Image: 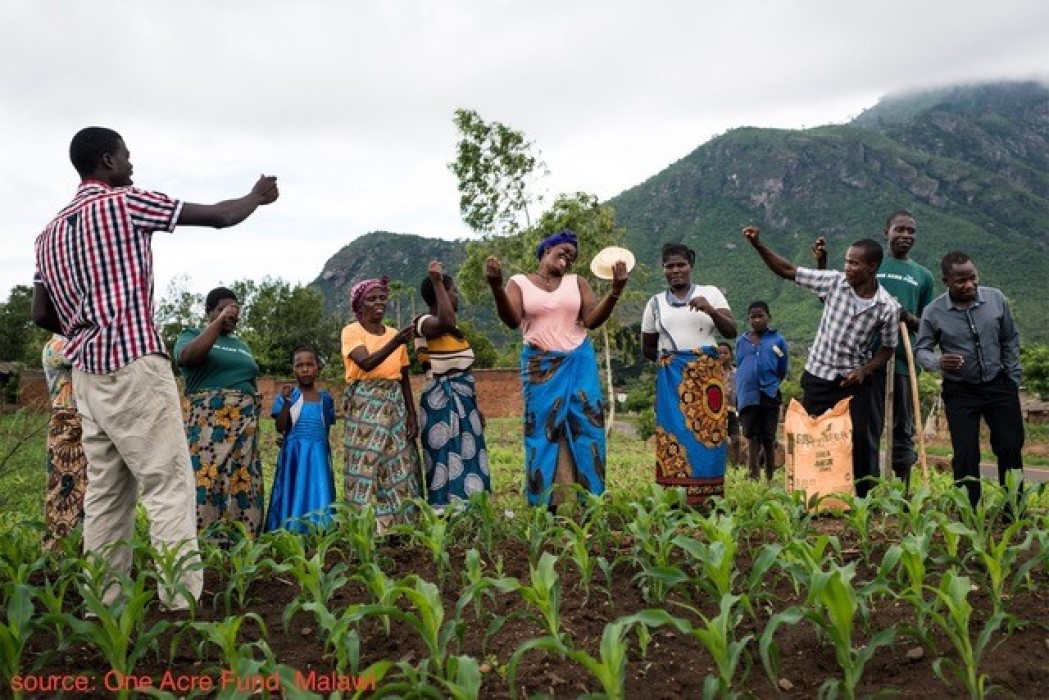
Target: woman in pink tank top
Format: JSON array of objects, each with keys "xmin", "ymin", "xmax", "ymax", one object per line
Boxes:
[{"xmin": 485, "ymin": 230, "xmax": 630, "ymax": 512}]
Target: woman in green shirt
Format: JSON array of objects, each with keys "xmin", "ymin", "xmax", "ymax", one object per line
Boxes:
[{"xmin": 175, "ymin": 287, "xmax": 264, "ymax": 542}]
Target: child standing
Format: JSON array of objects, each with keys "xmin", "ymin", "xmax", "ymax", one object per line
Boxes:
[
  {"xmin": 735, "ymin": 301, "xmax": 789, "ymax": 481},
  {"xmin": 265, "ymin": 348, "xmax": 337, "ymax": 533}
]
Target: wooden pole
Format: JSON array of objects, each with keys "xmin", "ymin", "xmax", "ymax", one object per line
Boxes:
[
  {"xmin": 603, "ymin": 325, "xmax": 614, "ymax": 436},
  {"xmin": 883, "ymin": 363, "xmax": 894, "ymax": 481},
  {"xmin": 899, "ymin": 321, "xmax": 929, "ymax": 487}
]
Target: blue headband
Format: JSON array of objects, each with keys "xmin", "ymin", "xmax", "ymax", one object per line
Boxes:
[{"xmin": 536, "ymin": 230, "xmax": 578, "ymax": 259}]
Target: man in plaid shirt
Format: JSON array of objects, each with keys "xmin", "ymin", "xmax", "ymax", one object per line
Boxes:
[
  {"xmin": 742, "ymin": 226, "xmax": 899, "ymax": 497},
  {"xmin": 33, "ymin": 127, "xmax": 278, "ymax": 609}
]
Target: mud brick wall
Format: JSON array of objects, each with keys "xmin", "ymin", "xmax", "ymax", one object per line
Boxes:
[{"xmin": 20, "ymin": 368, "xmax": 525, "ymax": 419}]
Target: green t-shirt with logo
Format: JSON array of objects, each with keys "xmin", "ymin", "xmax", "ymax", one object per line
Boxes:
[
  {"xmin": 174, "ymin": 329, "xmax": 259, "ymax": 394},
  {"xmin": 875, "ymin": 257, "xmax": 936, "ymax": 375}
]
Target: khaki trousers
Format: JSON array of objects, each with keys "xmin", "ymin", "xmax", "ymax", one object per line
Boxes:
[{"xmin": 73, "ymin": 354, "xmax": 202, "ymax": 608}]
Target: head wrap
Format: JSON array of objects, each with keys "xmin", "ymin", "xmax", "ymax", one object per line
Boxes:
[
  {"xmin": 350, "ymin": 276, "xmax": 389, "ymax": 316},
  {"xmin": 536, "ymin": 229, "xmax": 578, "ymax": 260}
]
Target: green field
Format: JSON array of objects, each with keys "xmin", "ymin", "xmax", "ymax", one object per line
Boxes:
[{"xmin": 2, "ymin": 412, "xmax": 1048, "ymax": 698}]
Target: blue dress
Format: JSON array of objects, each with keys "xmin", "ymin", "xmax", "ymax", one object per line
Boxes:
[{"xmin": 264, "ymin": 389, "xmax": 336, "ymax": 533}]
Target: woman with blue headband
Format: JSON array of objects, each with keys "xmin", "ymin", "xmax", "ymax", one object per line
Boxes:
[{"xmin": 485, "ymin": 230, "xmax": 629, "ymax": 511}]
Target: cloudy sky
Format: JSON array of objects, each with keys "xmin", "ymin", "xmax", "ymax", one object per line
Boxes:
[{"xmin": 5, "ymin": 0, "xmax": 1049, "ymax": 304}]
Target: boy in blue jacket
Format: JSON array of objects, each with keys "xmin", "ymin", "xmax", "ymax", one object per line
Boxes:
[{"xmin": 735, "ymin": 301, "xmax": 789, "ymax": 480}]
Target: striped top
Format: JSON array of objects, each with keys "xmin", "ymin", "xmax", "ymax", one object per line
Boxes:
[
  {"xmin": 34, "ymin": 181, "xmax": 182, "ymax": 374},
  {"xmin": 414, "ymin": 314, "xmax": 475, "ymax": 377}
]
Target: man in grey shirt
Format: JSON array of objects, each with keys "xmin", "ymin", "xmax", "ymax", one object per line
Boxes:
[{"xmin": 915, "ymin": 251, "xmax": 1024, "ymax": 508}]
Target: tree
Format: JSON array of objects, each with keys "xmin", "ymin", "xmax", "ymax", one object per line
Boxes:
[
  {"xmin": 156, "ymin": 277, "xmax": 342, "ymax": 378},
  {"xmin": 451, "ymin": 111, "xmax": 647, "ymax": 428},
  {"xmin": 231, "ymin": 277, "xmax": 343, "ymax": 377},
  {"xmin": 0, "ymin": 285, "xmax": 50, "ymax": 365},
  {"xmin": 1022, "ymin": 344, "xmax": 1049, "ymax": 400},
  {"xmin": 458, "ymin": 319, "xmax": 497, "ymax": 369},
  {"xmin": 449, "ymin": 108, "xmax": 546, "ymax": 236},
  {"xmin": 155, "ymin": 276, "xmax": 204, "ymax": 367}
]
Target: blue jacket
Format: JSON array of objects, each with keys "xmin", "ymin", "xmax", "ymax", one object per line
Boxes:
[{"xmin": 735, "ymin": 329, "xmax": 788, "ymax": 410}]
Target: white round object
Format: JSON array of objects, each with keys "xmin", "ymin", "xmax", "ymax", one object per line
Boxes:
[{"xmin": 589, "ymin": 246, "xmax": 637, "ymax": 280}]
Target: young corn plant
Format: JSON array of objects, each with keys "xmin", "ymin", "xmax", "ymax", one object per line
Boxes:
[
  {"xmin": 671, "ymin": 529, "xmax": 739, "ymax": 601},
  {"xmin": 0, "ymin": 583, "xmax": 35, "ymax": 695},
  {"xmin": 275, "ymin": 533, "xmax": 350, "ymax": 633},
  {"xmin": 507, "ymin": 610, "xmax": 672, "ymax": 700},
  {"xmin": 145, "ymin": 540, "xmax": 206, "ymax": 614},
  {"xmin": 377, "ymin": 574, "xmax": 480, "ymax": 694},
  {"xmin": 931, "ymin": 514, "xmax": 972, "ymax": 569},
  {"xmin": 187, "ymin": 612, "xmax": 272, "ymax": 676},
  {"xmin": 71, "ymin": 574, "xmax": 171, "ymax": 699},
  {"xmin": 749, "ymin": 496, "xmax": 801, "ymax": 546},
  {"xmin": 0, "ymin": 529, "xmax": 45, "ymax": 587},
  {"xmin": 626, "ymin": 499, "xmax": 681, "ymax": 603},
  {"xmin": 761, "ymin": 563, "xmax": 895, "ymax": 700},
  {"xmin": 377, "ymin": 658, "xmax": 470, "ymax": 700},
  {"xmin": 219, "ymin": 536, "xmax": 286, "ymax": 615},
  {"xmin": 333, "ymin": 502, "xmax": 378, "ymax": 566},
  {"xmin": 519, "ymin": 505, "xmax": 560, "ymax": 568},
  {"xmin": 655, "ymin": 594, "xmax": 754, "ymax": 698},
  {"xmin": 840, "ymin": 493, "xmax": 877, "ymax": 561},
  {"xmin": 411, "ymin": 500, "xmax": 453, "ymax": 586},
  {"xmin": 490, "ymin": 551, "xmax": 564, "ymax": 642},
  {"xmin": 776, "ymin": 533, "xmax": 841, "ymax": 595},
  {"xmin": 31, "ymin": 561, "xmax": 81, "ymax": 656},
  {"xmin": 454, "ymin": 490, "xmax": 501, "ymax": 556},
  {"xmin": 1012, "ymin": 528, "xmax": 1049, "ymax": 595},
  {"xmin": 454, "ymin": 548, "xmax": 503, "ymax": 626},
  {"xmin": 880, "ymin": 522, "xmax": 936, "ymax": 644},
  {"xmin": 353, "ymin": 562, "xmax": 401, "ymax": 636},
  {"xmin": 970, "ymin": 518, "xmax": 1033, "ymax": 616},
  {"xmin": 303, "ymin": 599, "xmax": 396, "ymax": 677},
  {"xmin": 924, "ymin": 571, "xmax": 1007, "ymax": 699},
  {"xmin": 561, "ymin": 516, "xmax": 597, "ymax": 600}
]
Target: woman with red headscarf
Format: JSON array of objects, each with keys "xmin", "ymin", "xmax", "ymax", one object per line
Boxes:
[{"xmin": 340, "ymin": 277, "xmax": 421, "ymax": 532}]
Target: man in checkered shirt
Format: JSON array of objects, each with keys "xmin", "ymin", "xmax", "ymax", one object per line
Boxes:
[
  {"xmin": 742, "ymin": 226, "xmax": 899, "ymax": 497},
  {"xmin": 33, "ymin": 127, "xmax": 278, "ymax": 610}
]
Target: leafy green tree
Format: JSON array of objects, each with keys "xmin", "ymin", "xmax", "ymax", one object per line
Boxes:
[
  {"xmin": 158, "ymin": 277, "xmax": 342, "ymax": 379},
  {"xmin": 1021, "ymin": 344, "xmax": 1049, "ymax": 400},
  {"xmin": 457, "ymin": 192, "xmax": 629, "ymax": 303},
  {"xmin": 231, "ymin": 277, "xmax": 342, "ymax": 377},
  {"xmin": 155, "ymin": 276, "xmax": 204, "ymax": 367},
  {"xmin": 449, "ymin": 108, "xmax": 546, "ymax": 236},
  {"xmin": 0, "ymin": 285, "xmax": 50, "ymax": 365},
  {"xmin": 387, "ymin": 280, "xmax": 417, "ymax": 329},
  {"xmin": 459, "ymin": 319, "xmax": 497, "ymax": 369}
]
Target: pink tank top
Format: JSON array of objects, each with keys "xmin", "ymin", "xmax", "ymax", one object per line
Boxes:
[{"xmin": 511, "ymin": 273, "xmax": 587, "ymax": 352}]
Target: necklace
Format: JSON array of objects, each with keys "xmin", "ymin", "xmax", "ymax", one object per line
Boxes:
[{"xmin": 536, "ymin": 272, "xmax": 555, "ymax": 290}]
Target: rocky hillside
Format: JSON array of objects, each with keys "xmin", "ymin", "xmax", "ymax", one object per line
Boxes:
[{"xmin": 312, "ymin": 81, "xmax": 1049, "ymax": 344}]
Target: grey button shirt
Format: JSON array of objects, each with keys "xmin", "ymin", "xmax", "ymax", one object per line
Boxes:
[{"xmin": 914, "ymin": 286, "xmax": 1021, "ymax": 385}]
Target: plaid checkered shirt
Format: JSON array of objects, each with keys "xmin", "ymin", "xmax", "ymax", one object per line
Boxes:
[
  {"xmin": 34, "ymin": 180, "xmax": 183, "ymax": 374},
  {"xmin": 795, "ymin": 267, "xmax": 900, "ymax": 381}
]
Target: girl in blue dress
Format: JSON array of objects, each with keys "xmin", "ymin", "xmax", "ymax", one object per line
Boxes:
[{"xmin": 264, "ymin": 348, "xmax": 337, "ymax": 533}]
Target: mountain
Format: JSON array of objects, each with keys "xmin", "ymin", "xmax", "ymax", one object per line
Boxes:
[
  {"xmin": 609, "ymin": 80, "xmax": 1049, "ymax": 343},
  {"xmin": 312, "ymin": 81, "xmax": 1049, "ymax": 345},
  {"xmin": 310, "ymin": 230, "xmax": 515, "ymax": 345}
]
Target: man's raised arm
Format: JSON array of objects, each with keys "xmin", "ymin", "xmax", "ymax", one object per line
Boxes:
[
  {"xmin": 177, "ymin": 175, "xmax": 279, "ymax": 229},
  {"xmin": 742, "ymin": 226, "xmax": 797, "ymax": 281}
]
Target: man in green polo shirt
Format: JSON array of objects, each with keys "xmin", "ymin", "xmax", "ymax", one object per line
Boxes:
[{"xmin": 868, "ymin": 210, "xmax": 935, "ymax": 486}]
